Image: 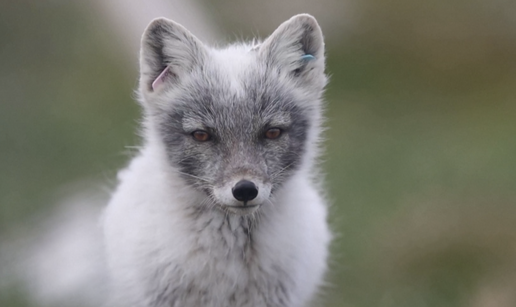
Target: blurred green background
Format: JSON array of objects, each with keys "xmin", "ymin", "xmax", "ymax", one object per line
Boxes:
[{"xmin": 1, "ymin": 0, "xmax": 515, "ymax": 306}]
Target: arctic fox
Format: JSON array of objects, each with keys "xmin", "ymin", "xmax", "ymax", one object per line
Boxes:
[{"xmin": 103, "ymin": 14, "xmax": 331, "ymax": 307}]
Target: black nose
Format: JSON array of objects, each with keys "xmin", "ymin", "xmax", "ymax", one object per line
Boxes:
[{"xmin": 232, "ymin": 180, "xmax": 258, "ymax": 202}]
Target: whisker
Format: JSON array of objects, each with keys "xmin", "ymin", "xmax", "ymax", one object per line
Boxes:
[
  {"xmin": 172, "ymin": 170, "xmax": 212, "ymax": 184},
  {"xmin": 270, "ymin": 161, "xmax": 297, "ymax": 181}
]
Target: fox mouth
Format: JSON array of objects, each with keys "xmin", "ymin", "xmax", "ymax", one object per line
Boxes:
[{"xmin": 221, "ymin": 204, "xmax": 260, "ymax": 215}]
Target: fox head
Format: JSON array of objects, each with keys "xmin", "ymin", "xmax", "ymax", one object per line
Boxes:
[{"xmin": 138, "ymin": 15, "xmax": 327, "ymax": 215}]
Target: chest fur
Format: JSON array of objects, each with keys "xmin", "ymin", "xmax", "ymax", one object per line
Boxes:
[{"xmin": 142, "ymin": 211, "xmax": 294, "ymax": 307}]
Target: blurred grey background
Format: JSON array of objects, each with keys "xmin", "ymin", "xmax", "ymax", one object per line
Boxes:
[{"xmin": 1, "ymin": 0, "xmax": 516, "ymax": 306}]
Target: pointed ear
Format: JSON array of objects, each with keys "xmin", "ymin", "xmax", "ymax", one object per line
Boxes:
[
  {"xmin": 139, "ymin": 18, "xmax": 206, "ymax": 93},
  {"xmin": 260, "ymin": 14, "xmax": 326, "ymax": 88}
]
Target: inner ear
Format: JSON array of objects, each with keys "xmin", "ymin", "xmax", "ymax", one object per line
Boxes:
[
  {"xmin": 299, "ymin": 23, "xmax": 318, "ymax": 55},
  {"xmin": 292, "ymin": 54, "xmax": 317, "ymax": 77},
  {"xmin": 151, "ymin": 66, "xmax": 171, "ymax": 91}
]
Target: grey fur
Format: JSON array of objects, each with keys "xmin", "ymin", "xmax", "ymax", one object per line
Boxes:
[{"xmin": 155, "ymin": 68, "xmax": 311, "ymax": 198}]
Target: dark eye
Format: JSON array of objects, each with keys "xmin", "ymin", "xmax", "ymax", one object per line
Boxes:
[
  {"xmin": 264, "ymin": 128, "xmax": 282, "ymax": 139},
  {"xmin": 192, "ymin": 130, "xmax": 211, "ymax": 142}
]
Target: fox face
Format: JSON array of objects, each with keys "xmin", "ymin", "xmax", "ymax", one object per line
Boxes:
[
  {"xmin": 138, "ymin": 15, "xmax": 327, "ymax": 214},
  {"xmin": 155, "ymin": 70, "xmax": 310, "ymax": 214}
]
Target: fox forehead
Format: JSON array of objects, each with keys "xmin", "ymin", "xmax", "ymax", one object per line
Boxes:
[
  {"xmin": 207, "ymin": 45, "xmax": 259, "ymax": 95},
  {"xmin": 165, "ymin": 70, "xmax": 306, "ymax": 132}
]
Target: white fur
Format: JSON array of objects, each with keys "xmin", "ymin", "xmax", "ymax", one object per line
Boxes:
[{"xmin": 104, "ymin": 14, "xmax": 331, "ymax": 307}]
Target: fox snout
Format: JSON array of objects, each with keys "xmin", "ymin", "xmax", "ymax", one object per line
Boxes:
[{"xmin": 211, "ymin": 170, "xmax": 272, "ymax": 214}]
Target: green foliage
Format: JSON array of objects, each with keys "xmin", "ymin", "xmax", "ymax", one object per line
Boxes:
[{"xmin": 0, "ymin": 1, "xmax": 139, "ymax": 232}]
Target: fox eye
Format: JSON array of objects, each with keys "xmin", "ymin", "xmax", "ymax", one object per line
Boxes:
[
  {"xmin": 264, "ymin": 128, "xmax": 282, "ymax": 139},
  {"xmin": 192, "ymin": 130, "xmax": 211, "ymax": 142}
]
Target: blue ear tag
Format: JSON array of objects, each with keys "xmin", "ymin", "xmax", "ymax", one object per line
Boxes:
[{"xmin": 301, "ymin": 54, "xmax": 316, "ymax": 61}]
